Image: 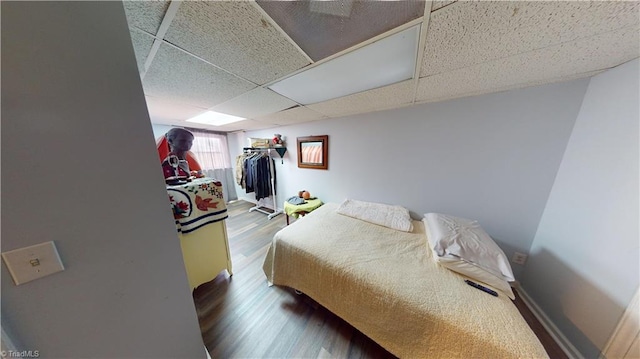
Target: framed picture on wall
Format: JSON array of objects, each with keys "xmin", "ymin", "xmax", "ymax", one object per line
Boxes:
[{"xmin": 297, "ymin": 135, "xmax": 328, "ymax": 170}]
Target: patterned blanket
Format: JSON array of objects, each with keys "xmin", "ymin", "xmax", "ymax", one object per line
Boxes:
[{"xmin": 167, "ymin": 178, "xmax": 228, "ymax": 233}]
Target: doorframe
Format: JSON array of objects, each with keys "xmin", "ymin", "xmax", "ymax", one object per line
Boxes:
[{"xmin": 601, "ymin": 286, "xmax": 640, "ymax": 359}]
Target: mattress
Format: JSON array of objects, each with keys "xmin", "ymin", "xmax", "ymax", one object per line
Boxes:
[{"xmin": 263, "ymin": 203, "xmax": 548, "ymax": 358}]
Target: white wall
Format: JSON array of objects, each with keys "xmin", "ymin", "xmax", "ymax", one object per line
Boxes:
[
  {"xmin": 522, "ymin": 59, "xmax": 639, "ymax": 358},
  {"xmin": 152, "ymin": 124, "xmax": 174, "ymax": 142},
  {"xmin": 233, "ymin": 79, "xmax": 589, "ymax": 278},
  {"xmin": 1, "ymin": 2, "xmax": 205, "ymax": 357}
]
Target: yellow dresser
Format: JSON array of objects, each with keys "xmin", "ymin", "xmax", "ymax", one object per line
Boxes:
[
  {"xmin": 178, "ymin": 220, "xmax": 232, "ymax": 290},
  {"xmin": 167, "ymin": 178, "xmax": 232, "ymax": 290}
]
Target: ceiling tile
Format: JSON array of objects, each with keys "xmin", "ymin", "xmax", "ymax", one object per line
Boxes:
[
  {"xmin": 431, "ymin": 1, "xmax": 457, "ymax": 12},
  {"xmin": 213, "ymin": 119, "xmax": 277, "ymax": 133},
  {"xmin": 416, "ymin": 26, "xmax": 640, "ymax": 103},
  {"xmin": 145, "ymin": 96, "xmax": 207, "ymax": 125},
  {"xmin": 164, "ymin": 1, "xmax": 311, "ymax": 85},
  {"xmin": 123, "ymin": 0, "xmax": 170, "ymax": 35},
  {"xmin": 143, "ymin": 43, "xmax": 256, "ymax": 109},
  {"xmin": 307, "ymin": 79, "xmax": 416, "ymax": 118},
  {"xmin": 129, "ymin": 30, "xmax": 154, "ymax": 74},
  {"xmin": 210, "ymin": 88, "xmax": 298, "ymax": 119},
  {"xmin": 253, "ymin": 106, "xmax": 328, "ymax": 126},
  {"xmin": 256, "ymin": 1, "xmax": 425, "ymax": 61},
  {"xmin": 421, "ymin": 1, "xmax": 640, "ymax": 77},
  {"xmin": 418, "ymin": 70, "xmax": 605, "ymax": 105}
]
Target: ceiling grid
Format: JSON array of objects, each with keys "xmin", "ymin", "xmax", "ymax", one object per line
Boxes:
[
  {"xmin": 412, "ymin": 0, "xmax": 434, "ymax": 105},
  {"xmin": 122, "ymin": 0, "xmax": 639, "ymax": 131},
  {"xmin": 140, "ymin": 0, "xmax": 182, "ymax": 79},
  {"xmin": 248, "ymin": 1, "xmax": 314, "ymax": 64}
]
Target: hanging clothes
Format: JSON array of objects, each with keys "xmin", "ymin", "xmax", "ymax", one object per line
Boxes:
[
  {"xmin": 235, "ymin": 150, "xmax": 276, "ymax": 201},
  {"xmin": 244, "ymin": 153, "xmax": 255, "ymax": 193},
  {"xmin": 235, "ymin": 153, "xmax": 247, "ymax": 189},
  {"xmin": 255, "ymin": 155, "xmax": 276, "ymax": 200}
]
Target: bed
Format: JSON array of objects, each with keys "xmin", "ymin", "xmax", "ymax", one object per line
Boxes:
[{"xmin": 262, "ymin": 202, "xmax": 548, "ymax": 358}]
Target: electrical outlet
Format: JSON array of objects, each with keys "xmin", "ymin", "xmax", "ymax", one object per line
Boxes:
[
  {"xmin": 2, "ymin": 241, "xmax": 64, "ymax": 285},
  {"xmin": 512, "ymin": 252, "xmax": 528, "ymax": 265}
]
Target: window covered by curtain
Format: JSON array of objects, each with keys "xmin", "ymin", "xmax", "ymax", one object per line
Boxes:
[{"xmin": 189, "ymin": 129, "xmax": 238, "ymax": 202}]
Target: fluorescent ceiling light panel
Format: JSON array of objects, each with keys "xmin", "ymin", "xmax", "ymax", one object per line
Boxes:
[
  {"xmin": 269, "ymin": 25, "xmax": 420, "ymax": 105},
  {"xmin": 186, "ymin": 111, "xmax": 245, "ymax": 126}
]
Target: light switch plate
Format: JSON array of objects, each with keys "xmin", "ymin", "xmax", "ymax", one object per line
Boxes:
[{"xmin": 2, "ymin": 241, "xmax": 65, "ymax": 285}]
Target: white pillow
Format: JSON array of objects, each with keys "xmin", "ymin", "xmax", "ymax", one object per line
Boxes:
[
  {"xmin": 423, "ymin": 213, "xmax": 515, "ymax": 299},
  {"xmin": 336, "ymin": 199, "xmax": 414, "ymax": 232}
]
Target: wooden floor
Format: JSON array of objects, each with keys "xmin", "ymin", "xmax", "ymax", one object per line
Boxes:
[{"xmin": 193, "ymin": 200, "xmax": 567, "ymax": 358}]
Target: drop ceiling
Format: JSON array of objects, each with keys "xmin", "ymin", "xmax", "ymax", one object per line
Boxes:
[{"xmin": 124, "ymin": 0, "xmax": 640, "ymax": 133}]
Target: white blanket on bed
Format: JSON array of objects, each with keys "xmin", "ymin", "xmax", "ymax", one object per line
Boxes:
[
  {"xmin": 336, "ymin": 198, "xmax": 414, "ymax": 232},
  {"xmin": 263, "ymin": 203, "xmax": 548, "ymax": 359}
]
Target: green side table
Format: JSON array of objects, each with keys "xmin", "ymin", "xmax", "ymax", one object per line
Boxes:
[{"xmin": 283, "ymin": 198, "xmax": 323, "ymax": 225}]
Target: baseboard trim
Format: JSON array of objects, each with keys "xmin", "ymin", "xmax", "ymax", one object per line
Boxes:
[{"xmin": 518, "ymin": 287, "xmax": 583, "ymax": 359}]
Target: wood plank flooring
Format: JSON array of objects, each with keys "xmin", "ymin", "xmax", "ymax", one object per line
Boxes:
[{"xmin": 193, "ymin": 200, "xmax": 566, "ymax": 358}]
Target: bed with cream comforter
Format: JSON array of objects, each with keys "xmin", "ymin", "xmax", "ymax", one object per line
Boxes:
[{"xmin": 263, "ymin": 203, "xmax": 548, "ymax": 358}]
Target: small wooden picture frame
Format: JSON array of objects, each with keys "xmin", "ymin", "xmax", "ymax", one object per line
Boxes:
[{"xmin": 297, "ymin": 135, "xmax": 328, "ymax": 170}]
